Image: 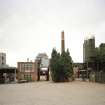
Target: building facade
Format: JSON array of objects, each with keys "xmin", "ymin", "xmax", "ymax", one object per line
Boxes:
[
  {"xmin": 17, "ymin": 62, "xmax": 37, "ymax": 82},
  {"xmin": 0, "ymin": 53, "xmax": 6, "ymax": 65},
  {"xmin": 83, "ymin": 36, "xmax": 96, "ymax": 63},
  {"xmin": 36, "ymin": 53, "xmax": 49, "ymax": 81},
  {"xmin": 0, "ymin": 52, "xmax": 17, "ymax": 83},
  {"xmin": 83, "ymin": 35, "xmax": 97, "ymax": 70}
]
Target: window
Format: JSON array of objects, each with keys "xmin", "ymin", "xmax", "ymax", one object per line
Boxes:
[
  {"xmin": 24, "ymin": 74, "xmax": 32, "ymax": 81},
  {"xmin": 24, "ymin": 63, "xmax": 33, "ymax": 71}
]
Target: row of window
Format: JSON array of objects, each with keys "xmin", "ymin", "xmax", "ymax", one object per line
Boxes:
[
  {"xmin": 24, "ymin": 74, "xmax": 32, "ymax": 81},
  {"xmin": 19, "ymin": 63, "xmax": 34, "ymax": 72}
]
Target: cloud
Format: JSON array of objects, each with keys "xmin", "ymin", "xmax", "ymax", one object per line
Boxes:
[{"xmin": 0, "ymin": 0, "xmax": 105, "ymax": 66}]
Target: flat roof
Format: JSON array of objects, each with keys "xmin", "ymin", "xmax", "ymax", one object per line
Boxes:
[{"xmin": 0, "ymin": 65, "xmax": 16, "ymax": 69}]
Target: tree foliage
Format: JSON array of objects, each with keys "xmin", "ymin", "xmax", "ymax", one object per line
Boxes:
[
  {"xmin": 95, "ymin": 44, "xmax": 105, "ymax": 71},
  {"xmin": 50, "ymin": 48, "xmax": 73, "ymax": 82}
]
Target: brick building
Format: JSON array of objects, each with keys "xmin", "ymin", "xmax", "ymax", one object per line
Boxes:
[{"xmin": 17, "ymin": 61, "xmax": 37, "ymax": 82}]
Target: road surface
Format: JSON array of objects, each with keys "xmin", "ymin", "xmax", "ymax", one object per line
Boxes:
[{"xmin": 0, "ymin": 81, "xmax": 105, "ymax": 105}]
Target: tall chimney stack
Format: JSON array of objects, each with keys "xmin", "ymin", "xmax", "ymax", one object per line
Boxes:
[{"xmin": 61, "ymin": 30, "xmax": 65, "ymax": 53}]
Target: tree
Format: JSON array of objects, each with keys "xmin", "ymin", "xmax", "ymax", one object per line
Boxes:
[
  {"xmin": 50, "ymin": 48, "xmax": 60, "ymax": 82},
  {"xmin": 50, "ymin": 48, "xmax": 73, "ymax": 82},
  {"xmin": 95, "ymin": 44, "xmax": 105, "ymax": 71},
  {"xmin": 99, "ymin": 44, "xmax": 105, "ymax": 71}
]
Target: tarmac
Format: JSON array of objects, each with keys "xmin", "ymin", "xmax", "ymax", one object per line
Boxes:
[{"xmin": 0, "ymin": 81, "xmax": 105, "ymax": 105}]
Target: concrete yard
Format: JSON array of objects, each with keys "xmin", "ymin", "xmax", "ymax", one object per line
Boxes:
[{"xmin": 0, "ymin": 81, "xmax": 105, "ymax": 105}]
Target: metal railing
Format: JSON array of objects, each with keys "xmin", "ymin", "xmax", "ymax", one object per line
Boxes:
[
  {"xmin": 89, "ymin": 71, "xmax": 105, "ymax": 83},
  {"xmin": 95, "ymin": 71, "xmax": 105, "ymax": 83}
]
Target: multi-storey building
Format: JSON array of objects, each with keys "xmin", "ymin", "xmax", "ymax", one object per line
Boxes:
[{"xmin": 17, "ymin": 61, "xmax": 37, "ymax": 82}]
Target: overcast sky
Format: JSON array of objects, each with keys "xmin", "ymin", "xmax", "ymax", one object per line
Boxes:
[{"xmin": 0, "ymin": 0, "xmax": 105, "ymax": 66}]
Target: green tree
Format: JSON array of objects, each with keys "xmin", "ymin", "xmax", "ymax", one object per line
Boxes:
[
  {"xmin": 99, "ymin": 44, "xmax": 105, "ymax": 71},
  {"xmin": 95, "ymin": 44, "xmax": 105, "ymax": 71},
  {"xmin": 50, "ymin": 48, "xmax": 60, "ymax": 81},
  {"xmin": 50, "ymin": 48, "xmax": 73, "ymax": 82}
]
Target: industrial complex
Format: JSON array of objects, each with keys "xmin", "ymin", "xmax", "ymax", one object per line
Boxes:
[{"xmin": 0, "ymin": 31, "xmax": 105, "ymax": 83}]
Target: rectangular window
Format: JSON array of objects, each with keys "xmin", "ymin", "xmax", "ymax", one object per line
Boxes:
[{"xmin": 24, "ymin": 74, "xmax": 32, "ymax": 81}]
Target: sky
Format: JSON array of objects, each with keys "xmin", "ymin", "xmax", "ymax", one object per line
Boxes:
[{"xmin": 0, "ymin": 0, "xmax": 105, "ymax": 66}]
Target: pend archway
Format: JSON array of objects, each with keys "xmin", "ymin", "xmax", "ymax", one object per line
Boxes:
[{"xmin": 37, "ymin": 67, "xmax": 49, "ymax": 81}]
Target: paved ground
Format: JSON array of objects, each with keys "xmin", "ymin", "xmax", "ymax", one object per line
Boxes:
[{"xmin": 0, "ymin": 81, "xmax": 105, "ymax": 105}]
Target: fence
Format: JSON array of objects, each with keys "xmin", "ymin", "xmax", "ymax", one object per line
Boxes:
[
  {"xmin": 89, "ymin": 71, "xmax": 105, "ymax": 83},
  {"xmin": 95, "ymin": 71, "xmax": 105, "ymax": 83}
]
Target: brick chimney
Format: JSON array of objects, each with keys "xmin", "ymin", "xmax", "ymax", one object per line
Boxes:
[{"xmin": 61, "ymin": 31, "xmax": 65, "ymax": 53}]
